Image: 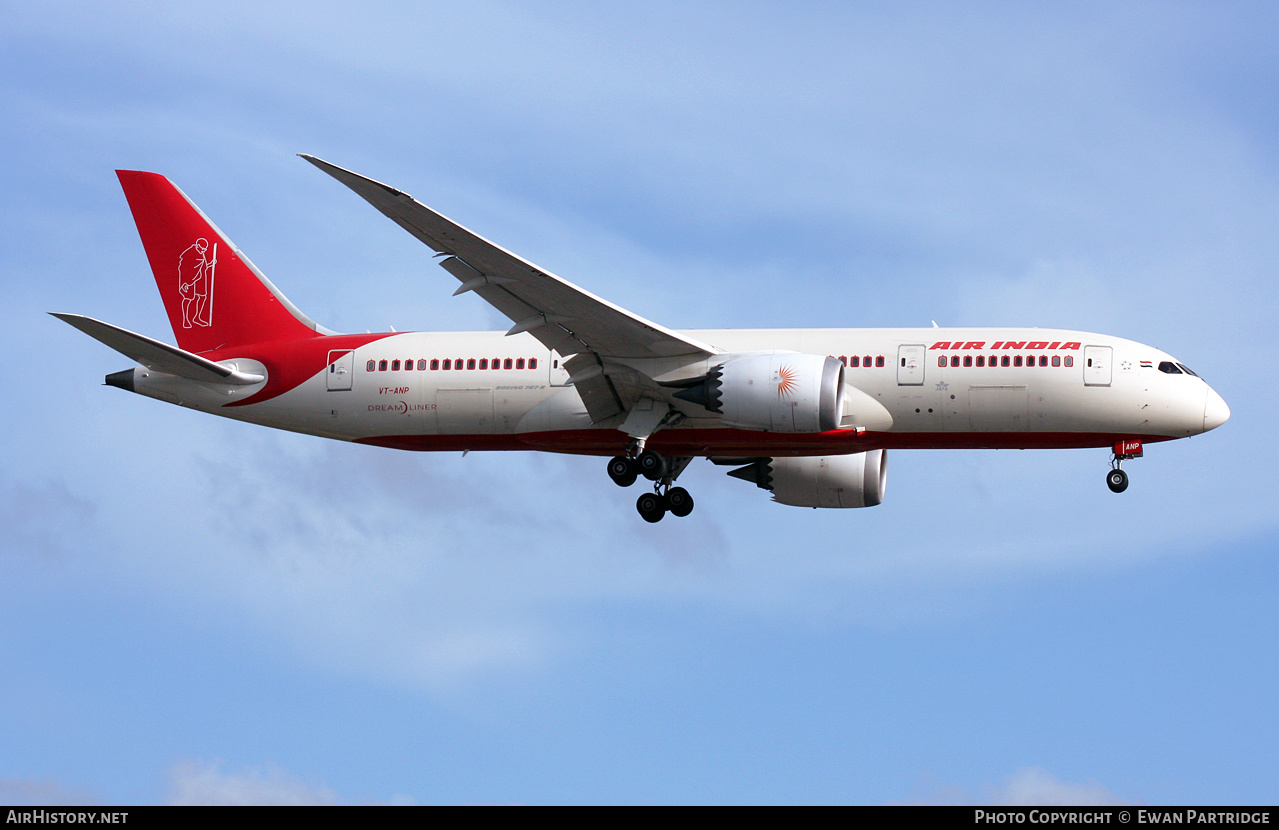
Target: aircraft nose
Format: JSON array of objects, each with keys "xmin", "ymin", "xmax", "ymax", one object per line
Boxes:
[{"xmin": 1204, "ymin": 386, "xmax": 1230, "ymax": 432}]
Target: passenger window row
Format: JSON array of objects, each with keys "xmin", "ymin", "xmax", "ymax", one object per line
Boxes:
[
  {"xmin": 366, "ymin": 357, "xmax": 540, "ymax": 372},
  {"xmin": 836, "ymin": 355, "xmax": 886, "ymax": 368},
  {"xmin": 935, "ymin": 354, "xmax": 1075, "ymax": 368}
]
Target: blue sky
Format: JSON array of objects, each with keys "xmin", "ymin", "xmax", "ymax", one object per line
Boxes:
[{"xmin": 2, "ymin": 0, "xmax": 1276, "ymax": 805}]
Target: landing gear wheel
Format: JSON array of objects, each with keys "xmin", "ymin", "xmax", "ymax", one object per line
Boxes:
[
  {"xmin": 666, "ymin": 486, "xmax": 694, "ymax": 517},
  {"xmin": 637, "ymin": 449, "xmax": 666, "ymax": 481},
  {"xmin": 636, "ymin": 492, "xmax": 667, "ymax": 523},
  {"xmin": 607, "ymin": 455, "xmax": 638, "ymax": 487},
  {"xmin": 1107, "ymin": 468, "xmax": 1129, "ymax": 493}
]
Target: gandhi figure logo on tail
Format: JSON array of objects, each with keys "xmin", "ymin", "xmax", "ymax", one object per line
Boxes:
[{"xmin": 178, "ymin": 238, "xmax": 216, "ymax": 328}]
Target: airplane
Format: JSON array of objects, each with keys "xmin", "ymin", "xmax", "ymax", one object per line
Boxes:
[{"xmin": 55, "ymin": 156, "xmax": 1230, "ymax": 523}]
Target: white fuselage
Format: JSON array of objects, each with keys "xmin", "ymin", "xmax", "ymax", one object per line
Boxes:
[{"xmin": 126, "ymin": 326, "xmax": 1226, "ymax": 458}]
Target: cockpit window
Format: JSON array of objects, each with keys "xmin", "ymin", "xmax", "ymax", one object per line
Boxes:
[
  {"xmin": 1176, "ymin": 363, "xmax": 1199, "ymax": 377},
  {"xmin": 1158, "ymin": 361, "xmax": 1183, "ymax": 374}
]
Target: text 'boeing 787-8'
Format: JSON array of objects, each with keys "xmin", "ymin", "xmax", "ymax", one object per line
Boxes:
[{"xmin": 56, "ymin": 156, "xmax": 1229, "ymax": 522}]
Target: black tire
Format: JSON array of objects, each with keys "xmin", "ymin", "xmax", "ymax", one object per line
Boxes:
[
  {"xmin": 607, "ymin": 455, "xmax": 638, "ymax": 487},
  {"xmin": 666, "ymin": 486, "xmax": 694, "ymax": 517},
  {"xmin": 636, "ymin": 492, "xmax": 666, "ymax": 523},
  {"xmin": 1106, "ymin": 468, "xmax": 1129, "ymax": 493},
  {"xmin": 637, "ymin": 449, "xmax": 666, "ymax": 481}
]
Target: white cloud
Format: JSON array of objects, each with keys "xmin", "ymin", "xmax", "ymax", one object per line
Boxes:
[
  {"xmin": 164, "ymin": 759, "xmax": 419, "ymax": 806},
  {"xmin": 988, "ymin": 767, "xmax": 1128, "ymax": 807},
  {"xmin": 166, "ymin": 759, "xmax": 337, "ymax": 806},
  {"xmin": 0, "ymin": 778, "xmax": 98, "ymax": 807},
  {"xmin": 899, "ymin": 767, "xmax": 1128, "ymax": 806},
  {"xmin": 0, "ymin": 481, "xmax": 95, "ymax": 562}
]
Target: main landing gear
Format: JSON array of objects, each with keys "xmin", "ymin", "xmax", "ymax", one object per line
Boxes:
[
  {"xmin": 607, "ymin": 447, "xmax": 695, "ymax": 523},
  {"xmin": 1106, "ymin": 439, "xmax": 1143, "ymax": 494}
]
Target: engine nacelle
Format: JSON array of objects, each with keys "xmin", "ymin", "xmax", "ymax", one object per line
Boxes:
[
  {"xmin": 727, "ymin": 451, "xmax": 888, "ymax": 508},
  {"xmin": 673, "ymin": 352, "xmax": 845, "ymax": 433}
]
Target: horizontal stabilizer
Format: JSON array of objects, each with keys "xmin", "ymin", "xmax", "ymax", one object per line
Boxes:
[{"xmin": 51, "ymin": 313, "xmax": 264, "ymax": 385}]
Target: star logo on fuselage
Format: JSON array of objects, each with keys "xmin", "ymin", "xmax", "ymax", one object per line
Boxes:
[{"xmin": 935, "ymin": 381, "xmax": 949, "ymax": 392}]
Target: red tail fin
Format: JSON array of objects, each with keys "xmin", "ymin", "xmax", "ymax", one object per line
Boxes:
[{"xmin": 117, "ymin": 170, "xmax": 321, "ymax": 353}]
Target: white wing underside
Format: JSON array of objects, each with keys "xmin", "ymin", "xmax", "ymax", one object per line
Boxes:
[{"xmin": 301, "ymin": 155, "xmax": 721, "ymax": 425}]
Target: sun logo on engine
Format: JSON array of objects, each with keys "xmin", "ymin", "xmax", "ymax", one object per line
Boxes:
[{"xmin": 777, "ymin": 364, "xmax": 798, "ymax": 399}]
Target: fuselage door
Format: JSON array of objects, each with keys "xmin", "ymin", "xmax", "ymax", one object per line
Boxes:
[
  {"xmin": 1083, "ymin": 345, "xmax": 1112, "ymax": 387},
  {"xmin": 897, "ymin": 344, "xmax": 926, "ymax": 386},
  {"xmin": 548, "ymin": 351, "xmax": 572, "ymax": 387},
  {"xmin": 327, "ymin": 349, "xmax": 354, "ymax": 391}
]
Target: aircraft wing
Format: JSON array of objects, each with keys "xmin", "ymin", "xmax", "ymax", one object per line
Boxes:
[{"xmin": 300, "ymin": 155, "xmax": 720, "ymax": 364}]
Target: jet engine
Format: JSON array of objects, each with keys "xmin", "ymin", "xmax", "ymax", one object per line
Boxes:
[
  {"xmin": 726, "ymin": 450, "xmax": 888, "ymax": 508},
  {"xmin": 673, "ymin": 352, "xmax": 845, "ymax": 433}
]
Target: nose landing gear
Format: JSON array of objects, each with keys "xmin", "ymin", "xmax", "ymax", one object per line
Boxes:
[
  {"xmin": 606, "ymin": 446, "xmax": 695, "ymax": 522},
  {"xmin": 1106, "ymin": 439, "xmax": 1143, "ymax": 494}
]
